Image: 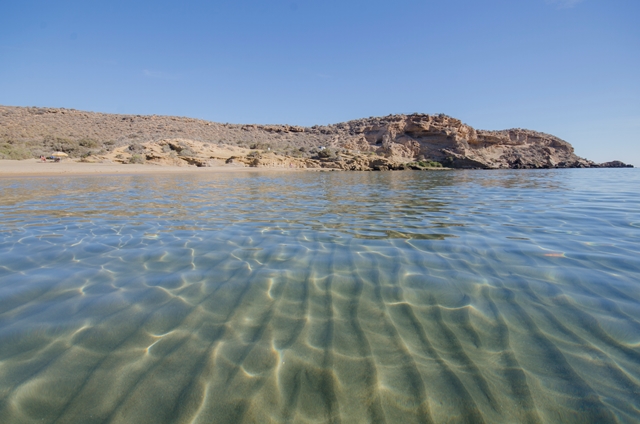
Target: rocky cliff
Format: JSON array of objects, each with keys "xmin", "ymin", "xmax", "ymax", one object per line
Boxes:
[
  {"xmin": 0, "ymin": 106, "xmax": 631, "ymax": 169},
  {"xmin": 309, "ymin": 114, "xmax": 603, "ymax": 169}
]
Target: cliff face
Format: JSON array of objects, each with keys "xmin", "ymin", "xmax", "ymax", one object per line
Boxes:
[
  {"xmin": 0, "ymin": 106, "xmax": 631, "ymax": 169},
  {"xmin": 317, "ymin": 114, "xmax": 597, "ymax": 169}
]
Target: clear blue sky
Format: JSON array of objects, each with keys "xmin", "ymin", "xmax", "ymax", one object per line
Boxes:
[{"xmin": 1, "ymin": 0, "xmax": 638, "ymax": 164}]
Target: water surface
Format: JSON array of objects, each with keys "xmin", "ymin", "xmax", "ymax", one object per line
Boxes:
[{"xmin": 1, "ymin": 169, "xmax": 639, "ymax": 423}]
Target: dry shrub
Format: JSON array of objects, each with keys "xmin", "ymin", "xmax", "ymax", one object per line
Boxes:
[
  {"xmin": 128, "ymin": 154, "xmax": 145, "ymax": 164},
  {"xmin": 0, "ymin": 142, "xmax": 32, "ymax": 159}
]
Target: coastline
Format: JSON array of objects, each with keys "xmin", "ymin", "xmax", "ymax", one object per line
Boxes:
[
  {"xmin": 1, "ymin": 107, "xmax": 633, "ymax": 170},
  {"xmin": 0, "ymin": 159, "xmax": 317, "ymax": 178},
  {"xmin": 2, "ymin": 158, "xmax": 632, "ymax": 178}
]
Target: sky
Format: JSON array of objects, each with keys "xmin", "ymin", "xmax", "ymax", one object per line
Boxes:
[{"xmin": 1, "ymin": 0, "xmax": 638, "ymax": 165}]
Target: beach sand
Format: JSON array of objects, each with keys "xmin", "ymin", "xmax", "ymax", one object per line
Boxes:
[{"xmin": 0, "ymin": 159, "xmax": 312, "ymax": 177}]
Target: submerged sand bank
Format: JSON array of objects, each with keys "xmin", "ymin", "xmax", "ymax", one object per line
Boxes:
[{"xmin": 0, "ymin": 159, "xmax": 316, "ymax": 177}]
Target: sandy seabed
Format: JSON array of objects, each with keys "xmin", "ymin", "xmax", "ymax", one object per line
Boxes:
[
  {"xmin": 1, "ymin": 168, "xmax": 639, "ymax": 423},
  {"xmin": 0, "ymin": 159, "xmax": 313, "ymax": 177}
]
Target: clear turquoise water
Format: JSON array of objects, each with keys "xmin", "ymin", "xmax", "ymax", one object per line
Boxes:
[{"xmin": 0, "ymin": 169, "xmax": 639, "ymax": 423}]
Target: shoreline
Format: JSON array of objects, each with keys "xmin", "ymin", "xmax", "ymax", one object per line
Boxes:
[{"xmin": 0, "ymin": 159, "xmax": 320, "ymax": 178}]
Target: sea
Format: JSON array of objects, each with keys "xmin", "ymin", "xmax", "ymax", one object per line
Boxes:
[{"xmin": 0, "ymin": 168, "xmax": 639, "ymax": 423}]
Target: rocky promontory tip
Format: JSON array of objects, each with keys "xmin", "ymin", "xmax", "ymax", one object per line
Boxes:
[{"xmin": 0, "ymin": 106, "xmax": 632, "ymax": 170}]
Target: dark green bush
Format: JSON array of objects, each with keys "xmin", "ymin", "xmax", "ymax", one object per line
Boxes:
[{"xmin": 413, "ymin": 160, "xmax": 443, "ymax": 168}]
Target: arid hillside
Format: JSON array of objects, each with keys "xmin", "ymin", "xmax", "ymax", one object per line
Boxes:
[{"xmin": 0, "ymin": 105, "xmax": 631, "ymax": 169}]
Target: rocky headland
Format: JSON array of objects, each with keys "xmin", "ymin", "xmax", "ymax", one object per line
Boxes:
[{"xmin": 0, "ymin": 105, "xmax": 632, "ymax": 170}]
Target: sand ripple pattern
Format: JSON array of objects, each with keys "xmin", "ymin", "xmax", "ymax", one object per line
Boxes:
[{"xmin": 0, "ymin": 169, "xmax": 639, "ymax": 423}]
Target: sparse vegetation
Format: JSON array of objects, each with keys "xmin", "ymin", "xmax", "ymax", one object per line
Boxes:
[
  {"xmin": 128, "ymin": 154, "xmax": 145, "ymax": 164},
  {"xmin": 0, "ymin": 142, "xmax": 32, "ymax": 160},
  {"xmin": 128, "ymin": 143, "xmax": 145, "ymax": 154},
  {"xmin": 0, "ymin": 105, "xmax": 593, "ymax": 170},
  {"xmin": 317, "ymin": 148, "xmax": 336, "ymax": 159},
  {"xmin": 409, "ymin": 160, "xmax": 443, "ymax": 169},
  {"xmin": 178, "ymin": 148, "xmax": 195, "ymax": 157},
  {"xmin": 79, "ymin": 138, "xmax": 98, "ymax": 148}
]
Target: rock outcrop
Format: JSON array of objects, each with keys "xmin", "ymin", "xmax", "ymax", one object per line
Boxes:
[
  {"xmin": 314, "ymin": 114, "xmax": 602, "ymax": 169},
  {"xmin": 0, "ymin": 106, "xmax": 632, "ymax": 169},
  {"xmin": 596, "ymin": 160, "xmax": 634, "ymax": 168}
]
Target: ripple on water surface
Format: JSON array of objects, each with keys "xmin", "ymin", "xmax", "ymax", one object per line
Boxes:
[{"xmin": 0, "ymin": 169, "xmax": 639, "ymax": 423}]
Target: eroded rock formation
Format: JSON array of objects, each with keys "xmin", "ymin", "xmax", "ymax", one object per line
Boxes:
[{"xmin": 317, "ymin": 114, "xmax": 603, "ymax": 169}]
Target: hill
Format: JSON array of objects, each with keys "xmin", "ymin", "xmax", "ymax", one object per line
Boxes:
[{"xmin": 0, "ymin": 105, "xmax": 632, "ymax": 170}]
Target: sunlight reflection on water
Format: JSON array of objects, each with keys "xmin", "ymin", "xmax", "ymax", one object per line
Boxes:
[{"xmin": 0, "ymin": 169, "xmax": 639, "ymax": 423}]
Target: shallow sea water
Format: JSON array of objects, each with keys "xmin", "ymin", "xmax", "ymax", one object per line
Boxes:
[{"xmin": 0, "ymin": 168, "xmax": 639, "ymax": 423}]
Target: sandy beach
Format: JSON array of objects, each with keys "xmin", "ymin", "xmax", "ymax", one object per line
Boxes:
[{"xmin": 0, "ymin": 159, "xmax": 314, "ymax": 177}]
